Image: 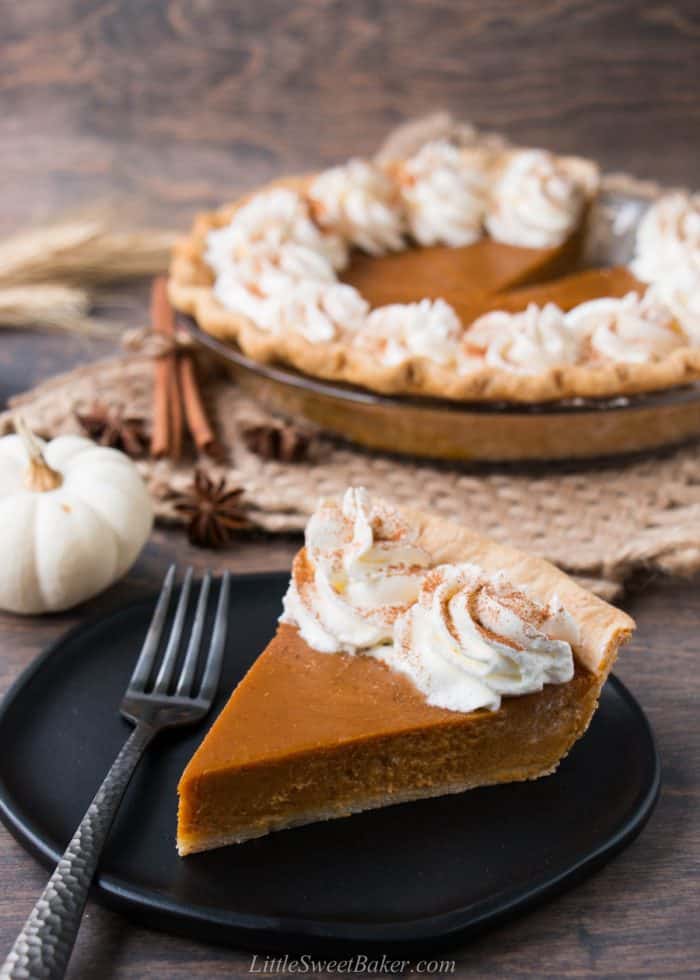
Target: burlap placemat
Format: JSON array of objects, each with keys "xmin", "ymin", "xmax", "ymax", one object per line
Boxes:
[{"xmin": 3, "ymin": 114, "xmax": 699, "ymax": 601}]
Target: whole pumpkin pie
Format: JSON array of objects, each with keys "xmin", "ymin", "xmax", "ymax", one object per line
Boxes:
[
  {"xmin": 177, "ymin": 488, "xmax": 634, "ymax": 855},
  {"xmin": 169, "ymin": 139, "xmax": 700, "ymax": 405}
]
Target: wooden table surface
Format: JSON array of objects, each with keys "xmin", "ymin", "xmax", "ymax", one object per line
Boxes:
[{"xmin": 2, "ymin": 2, "xmax": 700, "ymax": 977}]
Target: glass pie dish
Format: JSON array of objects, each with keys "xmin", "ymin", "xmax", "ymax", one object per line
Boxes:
[
  {"xmin": 182, "ymin": 315, "xmax": 700, "ymax": 462},
  {"xmin": 178, "ymin": 186, "xmax": 700, "ymax": 462}
]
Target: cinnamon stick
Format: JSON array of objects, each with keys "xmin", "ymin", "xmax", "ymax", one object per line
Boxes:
[
  {"xmin": 177, "ymin": 353, "xmax": 217, "ymax": 455},
  {"xmin": 149, "ymin": 275, "xmax": 219, "ymax": 460},
  {"xmin": 150, "ymin": 276, "xmax": 183, "ymax": 461},
  {"xmin": 167, "ymin": 351, "xmax": 184, "ymax": 462}
]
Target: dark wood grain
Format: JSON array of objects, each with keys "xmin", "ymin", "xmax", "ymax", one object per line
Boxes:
[
  {"xmin": 2, "ymin": 0, "xmax": 700, "ymax": 236},
  {"xmin": 1, "ymin": 2, "xmax": 700, "ymax": 976}
]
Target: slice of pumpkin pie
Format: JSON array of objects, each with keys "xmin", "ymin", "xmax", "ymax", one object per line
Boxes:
[{"xmin": 177, "ymin": 488, "xmax": 634, "ymax": 855}]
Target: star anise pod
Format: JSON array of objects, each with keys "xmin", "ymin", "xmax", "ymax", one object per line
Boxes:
[
  {"xmin": 173, "ymin": 469, "xmax": 249, "ymax": 548},
  {"xmin": 242, "ymin": 421, "xmax": 312, "ymax": 463},
  {"xmin": 75, "ymin": 401, "xmax": 149, "ymax": 457}
]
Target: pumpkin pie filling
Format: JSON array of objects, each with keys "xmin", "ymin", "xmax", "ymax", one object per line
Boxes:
[
  {"xmin": 341, "ymin": 242, "xmax": 643, "ymax": 328},
  {"xmin": 177, "ymin": 627, "xmax": 599, "ymax": 854},
  {"xmin": 340, "ymin": 233, "xmax": 588, "ymax": 312},
  {"xmin": 486, "ymin": 265, "xmax": 644, "ymax": 314},
  {"xmin": 177, "ymin": 489, "xmax": 634, "ymax": 855}
]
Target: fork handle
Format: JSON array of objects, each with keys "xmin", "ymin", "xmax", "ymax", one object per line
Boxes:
[{"xmin": 1, "ymin": 722, "xmax": 156, "ymax": 980}]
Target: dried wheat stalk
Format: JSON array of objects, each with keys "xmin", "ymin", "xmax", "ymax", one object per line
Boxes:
[
  {"xmin": 0, "ymin": 284, "xmax": 119, "ymax": 335},
  {"xmin": 0, "ymin": 220, "xmax": 176, "ymax": 287},
  {"xmin": 0, "ymin": 217, "xmax": 176, "ymax": 335}
]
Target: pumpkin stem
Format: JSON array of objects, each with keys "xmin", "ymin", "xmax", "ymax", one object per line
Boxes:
[{"xmin": 14, "ymin": 415, "xmax": 63, "ymax": 492}]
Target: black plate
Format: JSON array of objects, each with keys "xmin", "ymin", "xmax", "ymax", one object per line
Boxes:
[{"xmin": 0, "ymin": 572, "xmax": 660, "ymax": 954}]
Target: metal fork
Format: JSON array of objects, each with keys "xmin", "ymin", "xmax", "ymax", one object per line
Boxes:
[{"xmin": 1, "ymin": 566, "xmax": 230, "ymax": 980}]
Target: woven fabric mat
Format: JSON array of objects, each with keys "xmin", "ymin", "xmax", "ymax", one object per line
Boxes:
[{"xmin": 3, "ymin": 113, "xmax": 699, "ymax": 602}]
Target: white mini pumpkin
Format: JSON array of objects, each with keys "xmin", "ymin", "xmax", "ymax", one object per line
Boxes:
[{"xmin": 0, "ymin": 419, "xmax": 153, "ymax": 614}]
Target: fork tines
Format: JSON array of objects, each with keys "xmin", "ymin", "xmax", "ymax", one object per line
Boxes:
[{"xmin": 127, "ymin": 566, "xmax": 230, "ymax": 704}]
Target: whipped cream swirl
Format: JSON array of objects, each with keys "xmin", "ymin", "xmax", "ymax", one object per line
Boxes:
[
  {"xmin": 395, "ymin": 141, "xmax": 490, "ymax": 247},
  {"xmin": 214, "ymin": 277, "xmax": 368, "ymax": 342},
  {"xmin": 281, "ymin": 488, "xmax": 432, "ymax": 653},
  {"xmin": 357, "ymin": 298, "xmax": 462, "ymax": 366},
  {"xmin": 631, "ymin": 192, "xmax": 700, "ymax": 285},
  {"xmin": 281, "ymin": 489, "xmax": 581, "ymax": 715},
  {"xmin": 214, "ymin": 241, "xmax": 339, "ymax": 306},
  {"xmin": 486, "ymin": 150, "xmax": 597, "ymax": 248},
  {"xmin": 649, "ymin": 273, "xmax": 700, "ymax": 344},
  {"xmin": 461, "ymin": 302, "xmax": 580, "ymax": 374},
  {"xmin": 206, "ymin": 188, "xmax": 347, "ymax": 277},
  {"xmin": 566, "ymin": 291, "xmax": 687, "ymax": 364},
  {"xmin": 309, "ymin": 159, "xmax": 406, "ymax": 256},
  {"xmin": 262, "ymin": 282, "xmax": 369, "ymax": 342},
  {"xmin": 380, "ymin": 564, "xmax": 577, "ymax": 713},
  {"xmin": 207, "ymin": 188, "xmax": 371, "ymax": 341}
]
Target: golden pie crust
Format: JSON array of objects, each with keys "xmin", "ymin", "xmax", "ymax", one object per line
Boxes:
[
  {"xmin": 176, "ymin": 504, "xmax": 634, "ymax": 854},
  {"xmin": 169, "ymin": 174, "xmax": 700, "ymax": 404}
]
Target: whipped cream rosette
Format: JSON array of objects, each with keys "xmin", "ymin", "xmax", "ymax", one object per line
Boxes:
[
  {"xmin": 206, "ymin": 187, "xmax": 347, "ymax": 278},
  {"xmin": 460, "ymin": 302, "xmax": 581, "ymax": 374},
  {"xmin": 379, "ymin": 563, "xmax": 577, "ymax": 713},
  {"xmin": 212, "ymin": 242, "xmax": 338, "ymax": 323},
  {"xmin": 486, "ymin": 149, "xmax": 599, "ymax": 249},
  {"xmin": 309, "ymin": 159, "xmax": 406, "ymax": 256},
  {"xmin": 207, "ymin": 187, "xmax": 371, "ymax": 341},
  {"xmin": 650, "ymin": 272, "xmax": 700, "ymax": 343},
  {"xmin": 215, "ymin": 276, "xmax": 368, "ymax": 342},
  {"xmin": 631, "ymin": 191, "xmax": 700, "ymax": 285},
  {"xmin": 355, "ymin": 298, "xmax": 462, "ymax": 366},
  {"xmin": 566, "ymin": 290, "xmax": 687, "ymax": 364},
  {"xmin": 211, "ymin": 274, "xmax": 266, "ymax": 326},
  {"xmin": 394, "ymin": 140, "xmax": 491, "ymax": 247},
  {"xmin": 281, "ymin": 488, "xmax": 432, "ymax": 654},
  {"xmin": 264, "ymin": 281, "xmax": 369, "ymax": 342}
]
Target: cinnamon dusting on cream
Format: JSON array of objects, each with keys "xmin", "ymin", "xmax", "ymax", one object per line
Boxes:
[{"xmin": 281, "ymin": 488, "xmax": 579, "ymax": 714}]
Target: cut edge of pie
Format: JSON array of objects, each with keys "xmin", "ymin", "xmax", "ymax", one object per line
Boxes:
[
  {"xmin": 168, "ymin": 174, "xmax": 700, "ymax": 404},
  {"xmin": 176, "ymin": 503, "xmax": 634, "ymax": 855}
]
